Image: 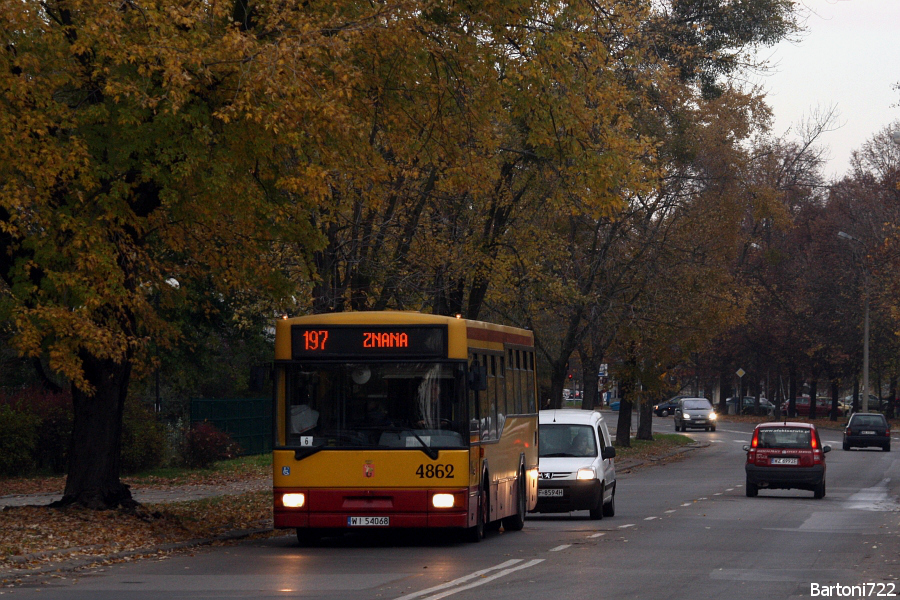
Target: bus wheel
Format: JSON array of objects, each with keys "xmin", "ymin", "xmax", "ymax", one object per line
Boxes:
[
  {"xmin": 501, "ymin": 471, "xmax": 526, "ymax": 532},
  {"xmin": 466, "ymin": 484, "xmax": 487, "ymax": 542},
  {"xmin": 296, "ymin": 528, "xmax": 324, "ymax": 547}
]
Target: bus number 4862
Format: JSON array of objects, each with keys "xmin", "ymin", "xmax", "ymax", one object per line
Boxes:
[{"xmin": 416, "ymin": 464, "xmax": 454, "ymax": 478}]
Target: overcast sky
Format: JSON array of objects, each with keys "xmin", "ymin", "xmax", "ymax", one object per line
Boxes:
[{"xmin": 751, "ymin": 0, "xmax": 900, "ymax": 180}]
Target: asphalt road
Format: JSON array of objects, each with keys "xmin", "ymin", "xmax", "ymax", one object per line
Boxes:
[{"xmin": 15, "ymin": 415, "xmax": 900, "ymax": 600}]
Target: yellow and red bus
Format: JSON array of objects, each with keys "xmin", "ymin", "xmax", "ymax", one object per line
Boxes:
[{"xmin": 272, "ymin": 311, "xmax": 539, "ymax": 543}]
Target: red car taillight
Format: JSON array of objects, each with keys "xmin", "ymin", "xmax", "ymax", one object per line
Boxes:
[{"xmin": 751, "ymin": 429, "xmax": 759, "ymax": 448}]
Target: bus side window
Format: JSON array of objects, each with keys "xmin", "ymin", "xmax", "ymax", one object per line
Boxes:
[
  {"xmin": 496, "ymin": 354, "xmax": 507, "ymax": 432},
  {"xmin": 506, "ymin": 349, "xmax": 517, "ymax": 415},
  {"xmin": 480, "ymin": 355, "xmax": 494, "ymax": 440},
  {"xmin": 469, "ymin": 354, "xmax": 481, "ymax": 439},
  {"xmin": 526, "ymin": 352, "xmax": 536, "ymax": 413}
]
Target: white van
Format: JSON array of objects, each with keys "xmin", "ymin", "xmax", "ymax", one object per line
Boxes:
[{"xmin": 531, "ymin": 409, "xmax": 617, "ymax": 519}]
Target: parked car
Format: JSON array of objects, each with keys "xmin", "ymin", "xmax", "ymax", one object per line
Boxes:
[
  {"xmin": 843, "ymin": 395, "xmax": 884, "ymax": 412},
  {"xmin": 653, "ymin": 396, "xmax": 686, "ymax": 417},
  {"xmin": 843, "ymin": 413, "xmax": 891, "ymax": 451},
  {"xmin": 726, "ymin": 396, "xmax": 775, "ymax": 416},
  {"xmin": 743, "ymin": 422, "xmax": 830, "ymax": 498},
  {"xmin": 674, "ymin": 397, "xmax": 716, "ymax": 432},
  {"xmin": 532, "ymin": 409, "xmax": 617, "ymax": 519},
  {"xmin": 781, "ymin": 396, "xmax": 847, "ymax": 417},
  {"xmin": 609, "ymin": 400, "xmax": 620, "ymax": 411}
]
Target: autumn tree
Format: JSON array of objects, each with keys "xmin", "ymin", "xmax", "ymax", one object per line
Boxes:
[{"xmin": 0, "ymin": 0, "xmax": 412, "ymax": 508}]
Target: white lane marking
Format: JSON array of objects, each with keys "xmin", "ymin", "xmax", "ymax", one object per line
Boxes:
[
  {"xmin": 665, "ymin": 510, "xmax": 676, "ymax": 514},
  {"xmin": 618, "ymin": 523, "xmax": 635, "ymax": 529},
  {"xmin": 714, "ymin": 493, "xmax": 722, "ymax": 496},
  {"xmin": 550, "ymin": 544, "xmax": 571, "ymax": 552},
  {"xmin": 589, "ymin": 533, "xmax": 606, "ymax": 538},
  {"xmin": 399, "ymin": 559, "xmax": 546, "ymax": 600},
  {"xmin": 726, "ymin": 488, "xmax": 734, "ymax": 492},
  {"xmin": 644, "ymin": 516, "xmax": 657, "ymax": 520},
  {"xmin": 681, "ymin": 503, "xmax": 691, "ymax": 506}
]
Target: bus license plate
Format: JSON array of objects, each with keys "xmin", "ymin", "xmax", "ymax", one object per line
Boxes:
[
  {"xmin": 538, "ymin": 488, "xmax": 564, "ymax": 497},
  {"xmin": 770, "ymin": 457, "xmax": 798, "ymax": 465},
  {"xmin": 348, "ymin": 516, "xmax": 389, "ymax": 527}
]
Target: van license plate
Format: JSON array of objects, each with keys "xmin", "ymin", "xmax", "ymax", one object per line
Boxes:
[
  {"xmin": 538, "ymin": 489, "xmax": 564, "ymax": 497},
  {"xmin": 770, "ymin": 457, "xmax": 798, "ymax": 465},
  {"xmin": 348, "ymin": 516, "xmax": 389, "ymax": 526}
]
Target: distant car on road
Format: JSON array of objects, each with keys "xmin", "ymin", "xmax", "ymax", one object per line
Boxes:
[
  {"xmin": 743, "ymin": 422, "xmax": 830, "ymax": 498},
  {"xmin": 843, "ymin": 413, "xmax": 891, "ymax": 451},
  {"xmin": 674, "ymin": 398, "xmax": 716, "ymax": 432}
]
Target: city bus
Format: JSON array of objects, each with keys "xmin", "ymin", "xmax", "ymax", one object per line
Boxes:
[{"xmin": 271, "ymin": 311, "xmax": 539, "ymax": 543}]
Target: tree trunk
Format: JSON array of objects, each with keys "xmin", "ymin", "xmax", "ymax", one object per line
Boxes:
[
  {"xmin": 580, "ymin": 351, "xmax": 602, "ymax": 410},
  {"xmin": 788, "ymin": 366, "xmax": 797, "ymax": 417},
  {"xmin": 57, "ymin": 352, "xmax": 135, "ymax": 510},
  {"xmin": 615, "ymin": 379, "xmax": 633, "ymax": 448},
  {"xmin": 548, "ymin": 360, "xmax": 569, "ymax": 409},
  {"xmin": 717, "ymin": 369, "xmax": 729, "ymax": 414},
  {"xmin": 888, "ymin": 375, "xmax": 897, "ymax": 419},
  {"xmin": 773, "ymin": 375, "xmax": 783, "ymax": 420},
  {"xmin": 808, "ymin": 376, "xmax": 818, "ymax": 419},
  {"xmin": 636, "ymin": 392, "xmax": 654, "ymax": 441},
  {"xmin": 830, "ymin": 379, "xmax": 839, "ymax": 421}
]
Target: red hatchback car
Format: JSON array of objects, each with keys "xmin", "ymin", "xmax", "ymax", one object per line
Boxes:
[{"xmin": 743, "ymin": 422, "xmax": 831, "ymax": 499}]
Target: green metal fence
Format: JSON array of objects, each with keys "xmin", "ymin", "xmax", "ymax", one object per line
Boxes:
[{"xmin": 190, "ymin": 397, "xmax": 272, "ymax": 456}]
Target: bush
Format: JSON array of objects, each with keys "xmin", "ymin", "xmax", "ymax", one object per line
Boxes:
[
  {"xmin": 183, "ymin": 421, "xmax": 242, "ymax": 469},
  {"xmin": 0, "ymin": 404, "xmax": 39, "ymax": 476},
  {"xmin": 1, "ymin": 388, "xmax": 72, "ymax": 474},
  {"xmin": 121, "ymin": 401, "xmax": 167, "ymax": 474}
]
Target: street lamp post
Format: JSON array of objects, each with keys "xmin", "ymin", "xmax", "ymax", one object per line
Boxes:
[{"xmin": 838, "ymin": 231, "xmax": 869, "ymax": 413}]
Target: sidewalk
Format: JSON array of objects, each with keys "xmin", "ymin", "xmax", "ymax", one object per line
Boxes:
[{"xmin": 0, "ymin": 478, "xmax": 268, "ymax": 508}]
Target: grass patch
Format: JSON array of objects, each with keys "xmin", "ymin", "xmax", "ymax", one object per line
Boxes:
[{"xmin": 614, "ymin": 433, "xmax": 695, "ymax": 462}]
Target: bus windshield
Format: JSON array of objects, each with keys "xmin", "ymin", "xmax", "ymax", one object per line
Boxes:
[{"xmin": 282, "ymin": 362, "xmax": 467, "ymax": 449}]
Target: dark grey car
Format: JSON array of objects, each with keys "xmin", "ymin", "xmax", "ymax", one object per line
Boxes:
[
  {"xmin": 843, "ymin": 413, "xmax": 891, "ymax": 451},
  {"xmin": 674, "ymin": 398, "xmax": 717, "ymax": 432}
]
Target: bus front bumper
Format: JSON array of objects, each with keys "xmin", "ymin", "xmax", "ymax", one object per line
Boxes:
[{"xmin": 274, "ymin": 487, "xmax": 471, "ymax": 529}]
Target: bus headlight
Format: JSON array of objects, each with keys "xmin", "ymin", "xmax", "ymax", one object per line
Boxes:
[
  {"xmin": 432, "ymin": 493, "xmax": 455, "ymax": 508},
  {"xmin": 282, "ymin": 493, "xmax": 306, "ymax": 508}
]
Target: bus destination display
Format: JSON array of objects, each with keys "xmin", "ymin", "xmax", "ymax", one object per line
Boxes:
[{"xmin": 291, "ymin": 325, "xmax": 447, "ymax": 359}]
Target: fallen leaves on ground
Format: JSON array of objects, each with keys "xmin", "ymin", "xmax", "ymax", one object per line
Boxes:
[
  {"xmin": 1, "ymin": 462, "xmax": 274, "ymax": 578},
  {"xmin": 0, "ymin": 489, "xmax": 273, "ymax": 575}
]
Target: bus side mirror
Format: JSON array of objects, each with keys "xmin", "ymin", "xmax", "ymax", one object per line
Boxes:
[{"xmin": 468, "ymin": 362, "xmax": 487, "ymax": 391}]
